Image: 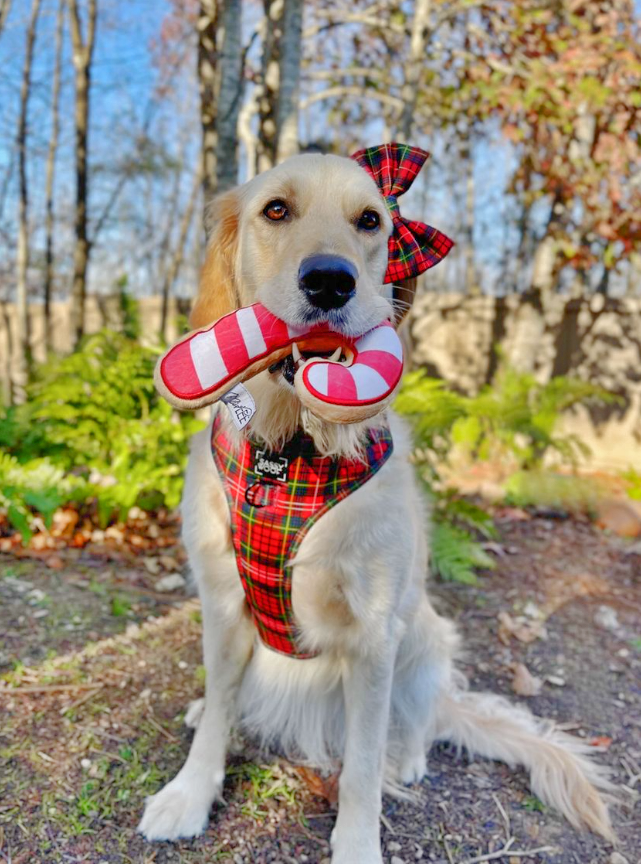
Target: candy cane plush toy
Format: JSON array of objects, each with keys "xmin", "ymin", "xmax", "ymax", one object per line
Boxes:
[
  {"xmin": 155, "ymin": 303, "xmax": 404, "ymax": 423},
  {"xmin": 155, "ymin": 143, "xmax": 453, "ymax": 424}
]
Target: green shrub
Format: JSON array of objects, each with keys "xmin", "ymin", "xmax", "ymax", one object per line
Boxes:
[{"xmin": 0, "ymin": 330, "xmax": 204, "ymax": 539}]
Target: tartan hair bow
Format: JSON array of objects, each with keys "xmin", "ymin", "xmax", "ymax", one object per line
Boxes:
[{"xmin": 351, "ymin": 142, "xmax": 454, "ymax": 284}]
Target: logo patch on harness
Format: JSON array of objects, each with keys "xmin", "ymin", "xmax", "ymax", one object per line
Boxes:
[{"xmin": 254, "ymin": 450, "xmax": 289, "ymax": 483}]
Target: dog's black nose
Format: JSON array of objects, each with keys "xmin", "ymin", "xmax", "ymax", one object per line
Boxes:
[{"xmin": 298, "ymin": 254, "xmax": 357, "ymax": 310}]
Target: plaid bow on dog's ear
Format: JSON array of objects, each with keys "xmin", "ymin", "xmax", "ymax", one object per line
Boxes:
[{"xmin": 351, "ymin": 142, "xmax": 454, "ymax": 284}]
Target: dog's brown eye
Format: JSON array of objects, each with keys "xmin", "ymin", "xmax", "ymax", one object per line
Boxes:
[
  {"xmin": 357, "ymin": 210, "xmax": 380, "ymax": 231},
  {"xmin": 263, "ymin": 200, "xmax": 289, "ymax": 221}
]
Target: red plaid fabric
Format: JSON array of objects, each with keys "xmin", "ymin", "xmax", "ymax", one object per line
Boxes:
[
  {"xmin": 211, "ymin": 413, "xmax": 394, "ymax": 658},
  {"xmin": 351, "ymin": 142, "xmax": 454, "ymax": 284}
]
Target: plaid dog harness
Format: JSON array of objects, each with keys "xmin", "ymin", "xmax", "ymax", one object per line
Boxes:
[{"xmin": 211, "ymin": 412, "xmax": 394, "ymax": 658}]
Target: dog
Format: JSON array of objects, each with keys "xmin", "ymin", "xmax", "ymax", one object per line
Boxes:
[{"xmin": 139, "ymin": 150, "xmax": 613, "ymax": 863}]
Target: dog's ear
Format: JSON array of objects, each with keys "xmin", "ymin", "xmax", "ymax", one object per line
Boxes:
[
  {"xmin": 189, "ymin": 189, "xmax": 240, "ymax": 329},
  {"xmin": 392, "ymin": 277, "xmax": 417, "ymax": 326}
]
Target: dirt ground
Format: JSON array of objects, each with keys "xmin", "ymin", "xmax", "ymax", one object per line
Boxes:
[{"xmin": 1, "ymin": 511, "xmax": 639, "ymax": 864}]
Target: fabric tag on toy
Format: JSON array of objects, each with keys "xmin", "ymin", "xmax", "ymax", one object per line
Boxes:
[{"xmin": 221, "ymin": 383, "xmax": 256, "ymax": 430}]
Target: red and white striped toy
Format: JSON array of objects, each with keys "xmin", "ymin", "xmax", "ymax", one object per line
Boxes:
[{"xmin": 154, "ymin": 303, "xmax": 404, "ymax": 424}]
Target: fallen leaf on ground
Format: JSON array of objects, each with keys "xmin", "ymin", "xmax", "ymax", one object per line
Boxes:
[
  {"xmin": 143, "ymin": 557, "xmax": 161, "ymax": 575},
  {"xmin": 45, "ymin": 555, "xmax": 65, "ymax": 570},
  {"xmin": 589, "ymin": 736, "xmax": 613, "ymax": 750},
  {"xmin": 51, "ymin": 508, "xmax": 79, "ymax": 538},
  {"xmin": 595, "ymin": 500, "xmax": 641, "ymax": 538},
  {"xmin": 159, "ymin": 555, "xmax": 180, "ymax": 571},
  {"xmin": 495, "ymin": 506, "xmax": 531, "ymax": 521},
  {"xmin": 295, "ymin": 766, "xmax": 339, "ymax": 807},
  {"xmin": 497, "ymin": 611, "xmax": 546, "ymax": 645},
  {"xmin": 511, "ymin": 662, "xmax": 543, "ymax": 697}
]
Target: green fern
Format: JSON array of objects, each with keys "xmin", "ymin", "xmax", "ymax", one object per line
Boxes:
[
  {"xmin": 0, "ymin": 330, "xmax": 204, "ymax": 541},
  {"xmin": 430, "ymin": 521, "xmax": 495, "ymax": 585}
]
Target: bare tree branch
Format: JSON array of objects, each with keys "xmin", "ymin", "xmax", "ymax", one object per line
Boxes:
[
  {"xmin": 160, "ymin": 168, "xmax": 202, "ymax": 341},
  {"xmin": 300, "ymin": 85, "xmax": 403, "ymax": 112}
]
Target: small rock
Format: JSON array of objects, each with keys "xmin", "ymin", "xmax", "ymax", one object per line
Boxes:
[
  {"xmin": 155, "ymin": 573, "xmax": 186, "ymax": 593},
  {"xmin": 143, "ymin": 557, "xmax": 161, "ymax": 575},
  {"xmin": 609, "ymin": 853, "xmax": 629, "ymax": 864},
  {"xmin": 178, "ymin": 660, "xmax": 188, "ymax": 670},
  {"xmin": 594, "ymin": 605, "xmax": 620, "ymax": 632},
  {"xmin": 80, "ymin": 758, "xmax": 91, "ymax": 770},
  {"xmin": 546, "ymin": 675, "xmax": 566, "ymax": 687},
  {"xmin": 391, "ymin": 857, "xmax": 406, "ymax": 864},
  {"xmin": 388, "ymin": 841, "xmax": 402, "ymax": 853},
  {"xmin": 33, "ymin": 609, "xmax": 49, "ymax": 619}
]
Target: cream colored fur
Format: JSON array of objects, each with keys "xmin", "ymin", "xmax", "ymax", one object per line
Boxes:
[{"xmin": 138, "ymin": 154, "xmax": 614, "ymax": 861}]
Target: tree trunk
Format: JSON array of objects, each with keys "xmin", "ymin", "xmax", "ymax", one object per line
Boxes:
[
  {"xmin": 275, "ymin": 0, "xmax": 303, "ymax": 161},
  {"xmin": 399, "ymin": 0, "xmax": 431, "ymax": 140},
  {"xmin": 15, "ymin": 0, "xmax": 42, "ymax": 404},
  {"xmin": 215, "ymin": 0, "xmax": 243, "ymax": 192},
  {"xmin": 160, "ymin": 171, "xmax": 202, "ymax": 342},
  {"xmin": 0, "ymin": 0, "xmax": 11, "ymax": 38},
  {"xmin": 43, "ymin": 0, "xmax": 64, "ymax": 352},
  {"xmin": 256, "ymin": 0, "xmax": 283, "ymax": 173},
  {"xmin": 197, "ymin": 0, "xmax": 220, "ymax": 212},
  {"xmin": 68, "ymin": 0, "xmax": 97, "ymax": 348}
]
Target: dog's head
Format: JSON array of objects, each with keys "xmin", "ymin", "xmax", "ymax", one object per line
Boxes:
[
  {"xmin": 190, "ymin": 153, "xmax": 414, "ymax": 337},
  {"xmin": 166, "ymin": 149, "xmax": 449, "ymax": 451}
]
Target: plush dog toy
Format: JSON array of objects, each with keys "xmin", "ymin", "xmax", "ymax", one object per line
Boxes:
[
  {"xmin": 154, "ymin": 143, "xmax": 453, "ymax": 425},
  {"xmin": 154, "ymin": 304, "xmax": 404, "ymax": 424}
]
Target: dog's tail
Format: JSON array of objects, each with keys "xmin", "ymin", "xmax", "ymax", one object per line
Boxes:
[{"xmin": 434, "ymin": 687, "xmax": 616, "ymax": 841}]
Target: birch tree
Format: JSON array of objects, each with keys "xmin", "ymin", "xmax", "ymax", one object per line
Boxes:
[
  {"xmin": 15, "ymin": 0, "xmax": 42, "ymax": 403},
  {"xmin": 68, "ymin": 0, "xmax": 97, "ymax": 347}
]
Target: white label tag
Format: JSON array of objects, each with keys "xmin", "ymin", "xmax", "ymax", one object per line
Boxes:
[{"xmin": 220, "ymin": 383, "xmax": 256, "ymax": 430}]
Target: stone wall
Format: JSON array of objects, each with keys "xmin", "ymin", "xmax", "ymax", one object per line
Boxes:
[{"xmin": 409, "ymin": 291, "xmax": 641, "ymax": 470}]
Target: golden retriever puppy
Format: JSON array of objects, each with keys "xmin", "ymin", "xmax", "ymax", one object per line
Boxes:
[{"xmin": 139, "ymin": 153, "xmax": 613, "ymax": 863}]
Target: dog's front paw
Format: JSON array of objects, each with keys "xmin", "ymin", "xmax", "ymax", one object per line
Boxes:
[
  {"xmin": 332, "ymin": 849, "xmax": 383, "ymax": 864},
  {"xmin": 331, "ymin": 828, "xmax": 383, "ymax": 864},
  {"xmin": 398, "ymin": 749, "xmax": 427, "ymax": 785},
  {"xmin": 138, "ymin": 772, "xmax": 222, "ymax": 841}
]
